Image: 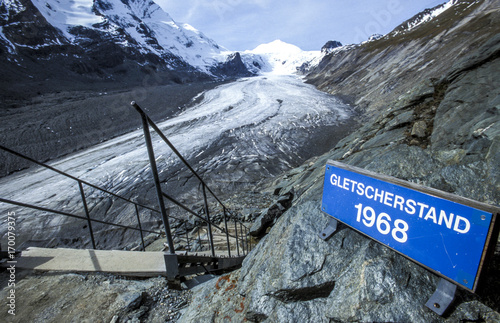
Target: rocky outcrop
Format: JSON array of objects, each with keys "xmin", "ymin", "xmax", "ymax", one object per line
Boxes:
[
  {"xmin": 320, "ymin": 40, "xmax": 342, "ymax": 53},
  {"xmin": 249, "ymin": 188, "xmax": 294, "ymax": 238},
  {"xmin": 210, "ymin": 52, "xmax": 256, "ymax": 78},
  {"xmin": 0, "ymin": 272, "xmax": 192, "ymax": 322},
  {"xmin": 180, "ymin": 6, "xmax": 500, "ymax": 322}
]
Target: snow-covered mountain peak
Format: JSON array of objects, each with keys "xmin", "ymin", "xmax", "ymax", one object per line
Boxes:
[
  {"xmin": 242, "ymin": 39, "xmax": 321, "ymax": 75},
  {"xmin": 28, "ymin": 0, "xmax": 225, "ymax": 73},
  {"xmin": 1, "ymin": 1, "xmax": 321, "ymax": 80},
  {"xmin": 251, "ymin": 39, "xmax": 303, "ymax": 55}
]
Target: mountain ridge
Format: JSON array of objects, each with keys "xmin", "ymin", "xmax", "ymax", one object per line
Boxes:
[
  {"xmin": 305, "ymin": 0, "xmax": 500, "ymax": 117},
  {"xmin": 0, "ymin": 0, "xmax": 329, "ymax": 105},
  {"xmin": 0, "ymin": 0, "xmax": 253, "ymax": 103}
]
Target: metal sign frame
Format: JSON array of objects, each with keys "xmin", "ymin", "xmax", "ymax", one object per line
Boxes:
[{"xmin": 321, "ymin": 160, "xmax": 500, "ymax": 293}]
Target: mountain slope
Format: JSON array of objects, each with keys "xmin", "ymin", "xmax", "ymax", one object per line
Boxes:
[
  {"xmin": 306, "ymin": 0, "xmax": 500, "ymax": 117},
  {"xmin": 0, "ymin": 0, "xmax": 252, "ymax": 103},
  {"xmin": 30, "ymin": 0, "xmax": 225, "ymax": 72}
]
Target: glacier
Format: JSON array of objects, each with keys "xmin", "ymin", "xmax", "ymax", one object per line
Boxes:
[{"xmin": 0, "ymin": 74, "xmax": 354, "ymax": 249}]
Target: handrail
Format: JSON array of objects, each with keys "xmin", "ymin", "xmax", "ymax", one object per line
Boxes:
[
  {"xmin": 0, "ymin": 145, "xmax": 166, "ymax": 251},
  {"xmin": 131, "ymin": 102, "xmax": 249, "ymax": 228},
  {"xmin": 131, "ymin": 101, "xmax": 251, "ymax": 258},
  {"xmin": 0, "ymin": 197, "xmax": 161, "ymax": 236},
  {"xmin": 0, "ymin": 100, "xmax": 253, "ymax": 260},
  {"xmin": 0, "ymin": 144, "xmax": 161, "ymax": 216}
]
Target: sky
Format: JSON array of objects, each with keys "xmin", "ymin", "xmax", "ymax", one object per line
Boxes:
[{"xmin": 156, "ymin": 0, "xmax": 449, "ymax": 51}]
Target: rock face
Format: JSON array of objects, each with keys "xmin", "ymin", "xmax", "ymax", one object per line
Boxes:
[
  {"xmin": 210, "ymin": 52, "xmax": 254, "ymax": 78},
  {"xmin": 249, "ymin": 189, "xmax": 294, "ymax": 238},
  {"xmin": 181, "ymin": 2, "xmax": 500, "ymax": 322}
]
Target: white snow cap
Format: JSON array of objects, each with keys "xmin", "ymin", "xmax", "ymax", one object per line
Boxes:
[
  {"xmin": 243, "ymin": 40, "xmax": 321, "ymax": 75},
  {"xmin": 30, "ymin": 0, "xmax": 225, "ymax": 73},
  {"xmin": 251, "ymin": 39, "xmax": 303, "ymax": 55}
]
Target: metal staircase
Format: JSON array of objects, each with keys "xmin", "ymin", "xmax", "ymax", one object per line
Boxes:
[{"xmin": 0, "ymin": 101, "xmax": 252, "ymax": 283}]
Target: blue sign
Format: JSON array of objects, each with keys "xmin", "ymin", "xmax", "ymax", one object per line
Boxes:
[{"xmin": 321, "ymin": 162, "xmax": 495, "ymax": 291}]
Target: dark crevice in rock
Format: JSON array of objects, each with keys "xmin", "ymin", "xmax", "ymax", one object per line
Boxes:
[
  {"xmin": 406, "ymin": 80, "xmax": 450, "ymax": 148},
  {"xmin": 405, "ymin": 273, "xmax": 411, "ymax": 288},
  {"xmin": 270, "ymin": 281, "xmax": 336, "ymax": 303},
  {"xmin": 245, "ymin": 311, "xmax": 269, "ymax": 323}
]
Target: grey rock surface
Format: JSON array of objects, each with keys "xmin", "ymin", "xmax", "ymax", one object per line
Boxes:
[
  {"xmin": 181, "ymin": 9, "xmax": 500, "ymax": 322},
  {"xmin": 0, "ymin": 272, "xmax": 192, "ymax": 322}
]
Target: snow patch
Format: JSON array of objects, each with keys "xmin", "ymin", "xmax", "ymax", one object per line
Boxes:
[
  {"xmin": 403, "ymin": 0, "xmax": 458, "ymax": 32},
  {"xmin": 31, "ymin": 0, "xmax": 104, "ymax": 40},
  {"xmin": 0, "ymin": 27, "xmax": 17, "ymax": 54},
  {"xmin": 2, "ymin": 0, "xmax": 26, "ymax": 14}
]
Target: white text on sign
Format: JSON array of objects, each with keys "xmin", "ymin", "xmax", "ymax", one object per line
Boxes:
[{"xmin": 330, "ymin": 174, "xmax": 470, "ymax": 234}]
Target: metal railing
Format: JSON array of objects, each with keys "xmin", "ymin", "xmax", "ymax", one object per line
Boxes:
[
  {"xmin": 0, "ymin": 144, "xmax": 165, "ymax": 251},
  {"xmin": 132, "ymin": 101, "xmax": 251, "ymax": 258},
  {"xmin": 0, "ymin": 102, "xmax": 252, "ymax": 260}
]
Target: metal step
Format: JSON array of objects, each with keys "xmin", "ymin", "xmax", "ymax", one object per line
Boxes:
[{"xmin": 3, "ymin": 247, "xmax": 245, "ymax": 279}]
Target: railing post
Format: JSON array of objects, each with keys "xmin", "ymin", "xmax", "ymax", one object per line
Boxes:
[
  {"xmin": 240, "ymin": 222, "xmax": 245, "ymax": 255},
  {"xmin": 78, "ymin": 181, "xmax": 96, "ymax": 249},
  {"xmin": 223, "ymin": 207, "xmax": 231, "ymax": 257},
  {"xmin": 202, "ymin": 183, "xmax": 216, "ymax": 257},
  {"xmin": 134, "ymin": 204, "xmax": 145, "ymax": 251},
  {"xmin": 234, "ymin": 219, "xmax": 240, "ymax": 257},
  {"xmin": 185, "ymin": 222, "xmax": 191, "ymax": 252},
  {"xmin": 197, "ymin": 227, "xmax": 202, "ymax": 250},
  {"xmin": 248, "ymin": 227, "xmax": 252, "ymax": 251},
  {"xmin": 243, "ymin": 227, "xmax": 247, "ymax": 255},
  {"xmin": 132, "ymin": 101, "xmax": 175, "ymax": 254}
]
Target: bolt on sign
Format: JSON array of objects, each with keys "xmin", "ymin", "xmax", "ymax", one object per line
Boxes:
[{"xmin": 321, "ymin": 160, "xmax": 500, "ymax": 292}]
